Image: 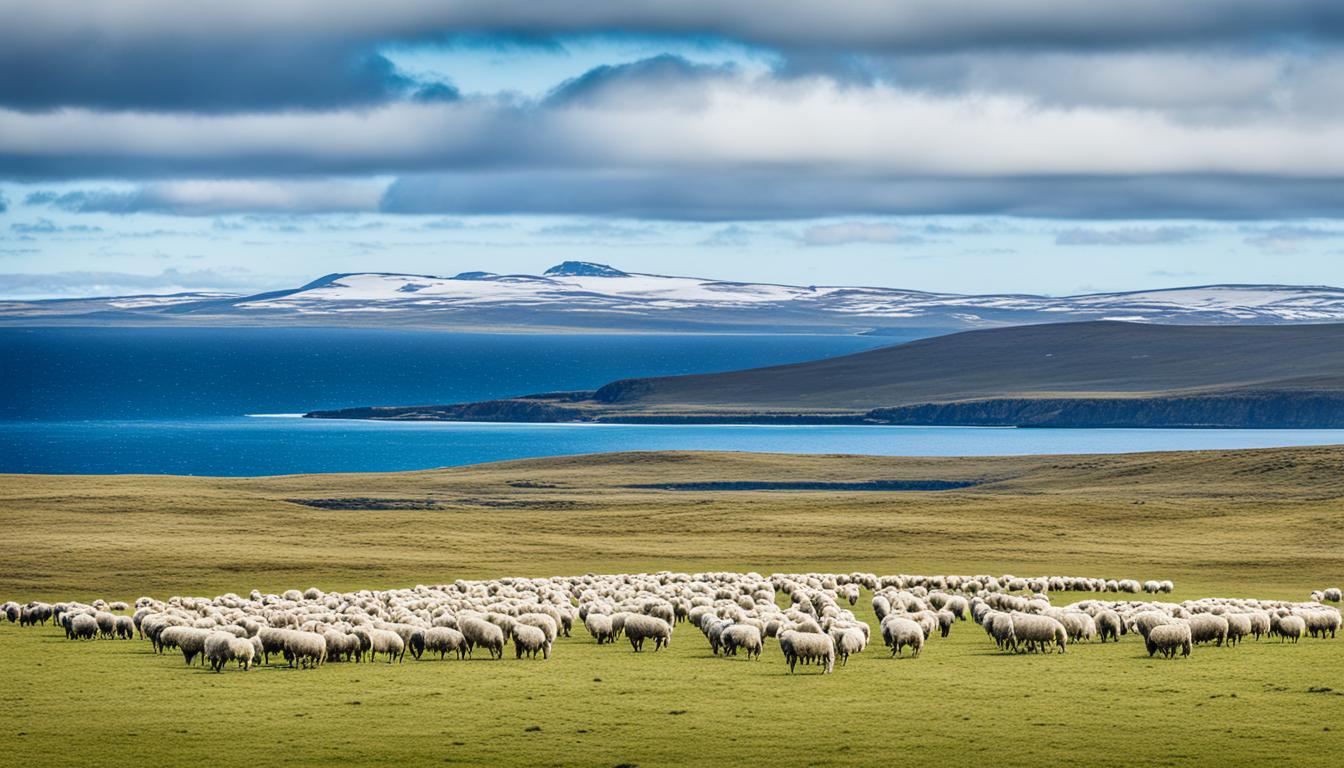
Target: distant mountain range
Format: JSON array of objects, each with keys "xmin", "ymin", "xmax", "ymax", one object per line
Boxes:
[
  {"xmin": 5, "ymin": 261, "xmax": 1344, "ymax": 334},
  {"xmin": 308, "ymin": 321, "xmax": 1344, "ymax": 428}
]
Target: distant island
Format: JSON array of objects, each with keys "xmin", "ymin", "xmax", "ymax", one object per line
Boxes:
[{"xmin": 306, "ymin": 321, "xmax": 1344, "ymax": 428}]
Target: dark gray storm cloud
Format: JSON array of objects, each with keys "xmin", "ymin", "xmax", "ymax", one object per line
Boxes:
[
  {"xmin": 0, "ymin": 38, "xmax": 414, "ymax": 112},
  {"xmin": 6, "ymin": 1, "xmax": 1344, "ymax": 111}
]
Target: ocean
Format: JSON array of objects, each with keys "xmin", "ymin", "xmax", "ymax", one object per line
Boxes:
[{"xmin": 4, "ymin": 327, "xmax": 1342, "ymax": 475}]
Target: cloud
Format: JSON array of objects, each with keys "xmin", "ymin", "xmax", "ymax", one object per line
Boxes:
[
  {"xmin": 544, "ymin": 54, "xmax": 735, "ymax": 107},
  {"xmin": 0, "ymin": 268, "xmax": 272, "ymax": 298},
  {"xmin": 1242, "ymin": 224, "xmax": 1344, "ymax": 252},
  {"xmin": 9, "ymin": 218, "xmax": 102, "ymax": 234},
  {"xmin": 31, "ymin": 180, "xmax": 387, "ymax": 216},
  {"xmin": 801, "ymin": 222, "xmax": 926, "ymax": 246},
  {"xmin": 0, "ymin": 189, "xmax": 6, "ymax": 212},
  {"xmin": 0, "ymin": 35, "xmax": 416, "ymax": 112},
  {"xmin": 533, "ymin": 221, "xmax": 658, "ymax": 240},
  {"xmin": 1055, "ymin": 225, "xmax": 1202, "ymax": 245},
  {"xmin": 382, "ymin": 171, "xmax": 1344, "ymax": 221},
  {"xmin": 699, "ymin": 224, "xmax": 755, "ymax": 247}
]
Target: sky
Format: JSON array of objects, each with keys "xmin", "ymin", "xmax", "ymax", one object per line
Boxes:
[{"xmin": 3, "ymin": 1, "xmax": 1344, "ymax": 299}]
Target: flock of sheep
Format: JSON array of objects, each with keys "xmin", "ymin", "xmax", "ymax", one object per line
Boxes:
[{"xmin": 3, "ymin": 573, "xmax": 1339, "ymax": 674}]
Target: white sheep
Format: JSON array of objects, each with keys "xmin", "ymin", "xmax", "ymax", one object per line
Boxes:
[{"xmin": 1146, "ymin": 623, "xmax": 1192, "ymax": 658}]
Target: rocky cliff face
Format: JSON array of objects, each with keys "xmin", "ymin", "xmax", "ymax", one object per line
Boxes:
[
  {"xmin": 308, "ymin": 391, "xmax": 1344, "ymax": 428},
  {"xmin": 866, "ymin": 393, "xmax": 1344, "ymax": 428}
]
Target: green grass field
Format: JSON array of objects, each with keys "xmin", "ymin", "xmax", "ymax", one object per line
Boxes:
[{"xmin": 1, "ymin": 448, "xmax": 1342, "ymax": 767}]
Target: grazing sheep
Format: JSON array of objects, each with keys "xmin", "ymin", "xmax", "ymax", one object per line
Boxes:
[
  {"xmin": 323, "ymin": 631, "xmax": 362, "ymax": 663},
  {"xmin": 367, "ymin": 629, "xmax": 406, "ymax": 663},
  {"xmin": 1303, "ymin": 609, "xmax": 1340, "ymax": 639},
  {"xmin": 1324, "ymin": 588, "xmax": 1342, "ymax": 603},
  {"xmin": 1, "ymin": 601, "xmax": 19, "ymax": 622},
  {"xmin": 423, "ymin": 627, "xmax": 467, "ymax": 660},
  {"xmin": 1129, "ymin": 611, "xmax": 1175, "ymax": 640},
  {"xmin": 623, "ymin": 614, "xmax": 672, "ymax": 653},
  {"xmin": 160, "ymin": 626, "xmax": 211, "ymax": 665},
  {"xmin": 67, "ymin": 613, "xmax": 98, "ymax": 641},
  {"xmin": 584, "ymin": 613, "xmax": 615, "ymax": 645},
  {"xmin": 831, "ymin": 627, "xmax": 865, "ymax": 665},
  {"xmin": 1095, "ymin": 610, "xmax": 1123, "ymax": 643},
  {"xmin": 283, "ymin": 631, "xmax": 328, "ymax": 669},
  {"xmin": 1246, "ymin": 611, "xmax": 1272, "ymax": 641},
  {"xmin": 1146, "ymin": 623, "xmax": 1192, "ymax": 659},
  {"xmin": 512, "ymin": 624, "xmax": 550, "ymax": 659},
  {"xmin": 1277, "ymin": 615, "xmax": 1306, "ymax": 643},
  {"xmin": 515, "ymin": 613, "xmax": 559, "ymax": 644},
  {"xmin": 459, "ymin": 617, "xmax": 505, "ymax": 660},
  {"xmin": 936, "ymin": 610, "xmax": 955, "ymax": 638},
  {"xmin": 1058, "ymin": 612, "xmax": 1097, "ymax": 643},
  {"xmin": 1223, "ymin": 614, "xmax": 1252, "ymax": 646},
  {"xmin": 721, "ymin": 624, "xmax": 764, "ymax": 660},
  {"xmin": 779, "ymin": 630, "xmax": 835, "ymax": 673},
  {"xmin": 113, "ymin": 615, "xmax": 135, "ymax": 640},
  {"xmin": 986, "ymin": 612, "xmax": 1016, "ymax": 651},
  {"xmin": 882, "ymin": 617, "xmax": 925, "ymax": 658},
  {"xmin": 1187, "ymin": 614, "xmax": 1229, "ymax": 647},
  {"xmin": 1010, "ymin": 614, "xmax": 1068, "ymax": 654},
  {"xmin": 94, "ymin": 611, "xmax": 117, "ymax": 638},
  {"xmin": 205, "ymin": 632, "xmax": 257, "ymax": 672}
]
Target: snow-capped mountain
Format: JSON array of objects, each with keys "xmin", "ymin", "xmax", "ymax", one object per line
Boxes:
[{"xmin": 5, "ymin": 261, "xmax": 1344, "ymax": 333}]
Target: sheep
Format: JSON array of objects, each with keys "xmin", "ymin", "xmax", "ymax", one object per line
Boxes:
[
  {"xmin": 423, "ymin": 627, "xmax": 467, "ymax": 660},
  {"xmin": 1325, "ymin": 588, "xmax": 1343, "ymax": 603},
  {"xmin": 160, "ymin": 626, "xmax": 211, "ymax": 665},
  {"xmin": 1095, "ymin": 610, "xmax": 1123, "ymax": 643},
  {"xmin": 986, "ymin": 612, "xmax": 1016, "ymax": 651},
  {"xmin": 459, "ymin": 617, "xmax": 505, "ymax": 659},
  {"xmin": 1303, "ymin": 609, "xmax": 1340, "ymax": 639},
  {"xmin": 1277, "ymin": 615, "xmax": 1306, "ymax": 643},
  {"xmin": 584, "ymin": 612, "xmax": 615, "ymax": 645},
  {"xmin": 205, "ymin": 632, "xmax": 256, "ymax": 672},
  {"xmin": 94, "ymin": 611, "xmax": 117, "ymax": 638},
  {"xmin": 323, "ymin": 631, "xmax": 362, "ymax": 662},
  {"xmin": 1244, "ymin": 611, "xmax": 1271, "ymax": 641},
  {"xmin": 1010, "ymin": 614, "xmax": 1067, "ymax": 654},
  {"xmin": 721, "ymin": 624, "xmax": 764, "ymax": 660},
  {"xmin": 110, "ymin": 614, "xmax": 135, "ymax": 640},
  {"xmin": 283, "ymin": 631, "xmax": 328, "ymax": 668},
  {"xmin": 1146, "ymin": 622, "xmax": 1192, "ymax": 659},
  {"xmin": 779, "ymin": 630, "xmax": 835, "ymax": 673},
  {"xmin": 936, "ymin": 610, "xmax": 955, "ymax": 638},
  {"xmin": 1058, "ymin": 612, "xmax": 1097, "ymax": 643},
  {"xmin": 512, "ymin": 624, "xmax": 550, "ymax": 659},
  {"xmin": 1223, "ymin": 614, "xmax": 1252, "ymax": 646},
  {"xmin": 67, "ymin": 613, "xmax": 98, "ymax": 641},
  {"xmin": 515, "ymin": 613, "xmax": 558, "ymax": 645},
  {"xmin": 882, "ymin": 617, "xmax": 924, "ymax": 658},
  {"xmin": 367, "ymin": 628, "xmax": 407, "ymax": 663},
  {"xmin": 1, "ymin": 601, "xmax": 19, "ymax": 622},
  {"xmin": 623, "ymin": 614, "xmax": 672, "ymax": 652},
  {"xmin": 830, "ymin": 627, "xmax": 865, "ymax": 665},
  {"xmin": 1129, "ymin": 611, "xmax": 1175, "ymax": 640},
  {"xmin": 1187, "ymin": 614, "xmax": 1229, "ymax": 647}
]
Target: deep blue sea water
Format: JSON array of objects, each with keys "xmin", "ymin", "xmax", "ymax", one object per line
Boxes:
[{"xmin": 4, "ymin": 327, "xmax": 1342, "ymax": 476}]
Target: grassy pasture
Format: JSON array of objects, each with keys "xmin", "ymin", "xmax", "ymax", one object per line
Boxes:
[{"xmin": 0, "ymin": 447, "xmax": 1342, "ymax": 767}]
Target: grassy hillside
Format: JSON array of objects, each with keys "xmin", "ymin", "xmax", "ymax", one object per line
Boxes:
[
  {"xmin": 3, "ymin": 446, "xmax": 1343, "ymax": 600},
  {"xmin": 308, "ymin": 321, "xmax": 1344, "ymax": 426},
  {"xmin": 0, "ymin": 447, "xmax": 1341, "ymax": 768},
  {"xmin": 596, "ymin": 321, "xmax": 1344, "ymax": 408}
]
